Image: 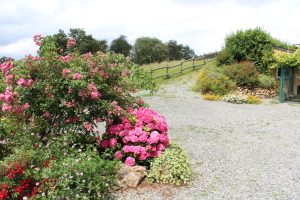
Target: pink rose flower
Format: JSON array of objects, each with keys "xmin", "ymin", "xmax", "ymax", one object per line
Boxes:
[
  {"xmin": 67, "ymin": 38, "xmax": 76, "ymax": 48},
  {"xmin": 109, "ymin": 138, "xmax": 117, "ymax": 147},
  {"xmin": 43, "ymin": 112, "xmax": 51, "ymax": 119},
  {"xmin": 90, "ymin": 91, "xmax": 101, "ymax": 100},
  {"xmin": 101, "ymin": 140, "xmax": 109, "ymax": 149},
  {"xmin": 22, "ymin": 102, "xmax": 30, "ymax": 110},
  {"xmin": 115, "ymin": 151, "xmax": 123, "ymax": 160},
  {"xmin": 2, "ymin": 102, "xmax": 12, "ymax": 112},
  {"xmin": 73, "ymin": 73, "xmax": 83, "ymax": 80},
  {"xmin": 16, "ymin": 78, "xmax": 26, "ymax": 86},
  {"xmin": 62, "ymin": 68, "xmax": 71, "ymax": 78},
  {"xmin": 125, "ymin": 157, "xmax": 135, "ymax": 166},
  {"xmin": 5, "ymin": 74, "xmax": 14, "ymax": 84},
  {"xmin": 83, "ymin": 122, "xmax": 93, "ymax": 132},
  {"xmin": 26, "ymin": 79, "xmax": 34, "ymax": 87}
]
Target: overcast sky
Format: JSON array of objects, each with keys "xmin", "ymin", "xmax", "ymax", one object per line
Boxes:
[{"xmin": 1, "ymin": 0, "xmax": 300, "ymax": 59}]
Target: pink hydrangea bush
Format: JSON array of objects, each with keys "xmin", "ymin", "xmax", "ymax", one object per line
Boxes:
[{"xmin": 101, "ymin": 107, "xmax": 170, "ymax": 166}]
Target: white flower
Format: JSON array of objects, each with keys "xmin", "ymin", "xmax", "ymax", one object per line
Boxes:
[{"xmin": 23, "ymin": 197, "xmax": 28, "ymax": 200}]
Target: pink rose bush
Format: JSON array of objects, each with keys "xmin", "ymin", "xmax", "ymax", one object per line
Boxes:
[
  {"xmin": 101, "ymin": 107, "xmax": 170, "ymax": 166},
  {"xmin": 0, "ymin": 34, "xmax": 155, "ymax": 141}
]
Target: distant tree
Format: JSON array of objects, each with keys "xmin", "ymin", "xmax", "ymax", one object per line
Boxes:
[
  {"xmin": 0, "ymin": 56, "xmax": 14, "ymax": 64},
  {"xmin": 166, "ymin": 40, "xmax": 183, "ymax": 60},
  {"xmin": 52, "ymin": 29, "xmax": 68, "ymax": 54},
  {"xmin": 133, "ymin": 37, "xmax": 168, "ymax": 65},
  {"xmin": 110, "ymin": 35, "xmax": 132, "ymax": 57},
  {"xmin": 181, "ymin": 45, "xmax": 196, "ymax": 60},
  {"xmin": 49, "ymin": 28, "xmax": 108, "ymax": 55},
  {"xmin": 68, "ymin": 28, "xmax": 108, "ymax": 54}
]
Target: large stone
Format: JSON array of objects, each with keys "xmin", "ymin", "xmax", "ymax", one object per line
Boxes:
[{"xmin": 117, "ymin": 164, "xmax": 146, "ymax": 188}]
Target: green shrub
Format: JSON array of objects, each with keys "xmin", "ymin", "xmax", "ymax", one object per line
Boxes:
[
  {"xmin": 223, "ymin": 27, "xmax": 273, "ymax": 73},
  {"xmin": 193, "ymin": 65, "xmax": 236, "ymax": 95},
  {"xmin": 224, "ymin": 61, "xmax": 259, "ymax": 87},
  {"xmin": 247, "ymin": 95, "xmax": 262, "ymax": 104},
  {"xmin": 147, "ymin": 144, "xmax": 192, "ymax": 186},
  {"xmin": 216, "ymin": 49, "xmax": 234, "ymax": 66},
  {"xmin": 258, "ymin": 74, "xmax": 275, "ymax": 89},
  {"xmin": 40, "ymin": 148, "xmax": 119, "ymax": 199}
]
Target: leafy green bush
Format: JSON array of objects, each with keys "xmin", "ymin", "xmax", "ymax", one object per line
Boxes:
[
  {"xmin": 216, "ymin": 49, "xmax": 234, "ymax": 66},
  {"xmin": 223, "ymin": 61, "xmax": 259, "ymax": 87},
  {"xmin": 40, "ymin": 147, "xmax": 119, "ymax": 199},
  {"xmin": 223, "ymin": 27, "xmax": 273, "ymax": 73},
  {"xmin": 133, "ymin": 37, "xmax": 168, "ymax": 65},
  {"xmin": 0, "ymin": 133, "xmax": 119, "ymax": 200},
  {"xmin": 193, "ymin": 65, "xmax": 236, "ymax": 95},
  {"xmin": 258, "ymin": 74, "xmax": 275, "ymax": 89},
  {"xmin": 147, "ymin": 144, "xmax": 192, "ymax": 186}
]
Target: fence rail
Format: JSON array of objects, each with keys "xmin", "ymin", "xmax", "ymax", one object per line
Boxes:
[{"xmin": 148, "ymin": 52, "xmax": 218, "ymax": 80}]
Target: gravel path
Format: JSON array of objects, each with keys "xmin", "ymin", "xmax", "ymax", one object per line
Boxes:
[{"xmin": 116, "ymin": 76, "xmax": 300, "ymax": 200}]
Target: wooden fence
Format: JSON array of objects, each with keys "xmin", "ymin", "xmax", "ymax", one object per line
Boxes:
[
  {"xmin": 147, "ymin": 45, "xmax": 299, "ymax": 80},
  {"xmin": 148, "ymin": 52, "xmax": 218, "ymax": 80}
]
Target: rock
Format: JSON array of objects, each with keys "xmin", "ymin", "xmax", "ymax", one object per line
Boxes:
[{"xmin": 117, "ymin": 164, "xmax": 146, "ymax": 188}]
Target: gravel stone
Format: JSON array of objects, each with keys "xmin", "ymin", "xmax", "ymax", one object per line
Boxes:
[{"xmin": 115, "ymin": 77, "xmax": 300, "ymax": 200}]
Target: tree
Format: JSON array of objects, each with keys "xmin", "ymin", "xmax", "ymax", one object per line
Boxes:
[
  {"xmin": 52, "ymin": 29, "xmax": 68, "ymax": 54},
  {"xmin": 69, "ymin": 28, "xmax": 108, "ymax": 54},
  {"xmin": 166, "ymin": 40, "xmax": 183, "ymax": 60},
  {"xmin": 110, "ymin": 35, "xmax": 132, "ymax": 57},
  {"xmin": 50, "ymin": 28, "xmax": 108, "ymax": 55},
  {"xmin": 181, "ymin": 45, "xmax": 195, "ymax": 60},
  {"xmin": 133, "ymin": 37, "xmax": 168, "ymax": 65},
  {"xmin": 0, "ymin": 56, "xmax": 14, "ymax": 64}
]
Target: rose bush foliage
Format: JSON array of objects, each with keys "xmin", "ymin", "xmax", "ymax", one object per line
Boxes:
[{"xmin": 0, "ymin": 35, "xmax": 155, "ymax": 143}]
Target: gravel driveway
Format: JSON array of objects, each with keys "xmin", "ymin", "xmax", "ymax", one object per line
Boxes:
[{"xmin": 116, "ymin": 75, "xmax": 300, "ymax": 200}]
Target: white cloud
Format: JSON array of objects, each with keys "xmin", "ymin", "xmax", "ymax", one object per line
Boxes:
[
  {"xmin": 1, "ymin": 0, "xmax": 300, "ymax": 58},
  {"xmin": 0, "ymin": 37, "xmax": 37, "ymax": 58}
]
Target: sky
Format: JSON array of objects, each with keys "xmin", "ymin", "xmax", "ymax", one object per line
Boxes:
[{"xmin": 1, "ymin": 0, "xmax": 300, "ymax": 59}]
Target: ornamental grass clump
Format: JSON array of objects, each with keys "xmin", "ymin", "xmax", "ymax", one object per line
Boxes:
[
  {"xmin": 147, "ymin": 144, "xmax": 192, "ymax": 186},
  {"xmin": 101, "ymin": 107, "xmax": 170, "ymax": 167}
]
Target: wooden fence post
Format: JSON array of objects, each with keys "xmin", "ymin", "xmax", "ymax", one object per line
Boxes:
[
  {"xmin": 180, "ymin": 61, "xmax": 183, "ymax": 75},
  {"xmin": 192, "ymin": 59, "xmax": 195, "ymax": 70},
  {"xmin": 204, "ymin": 58, "xmax": 206, "ymax": 65},
  {"xmin": 166, "ymin": 65, "xmax": 170, "ymax": 79}
]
